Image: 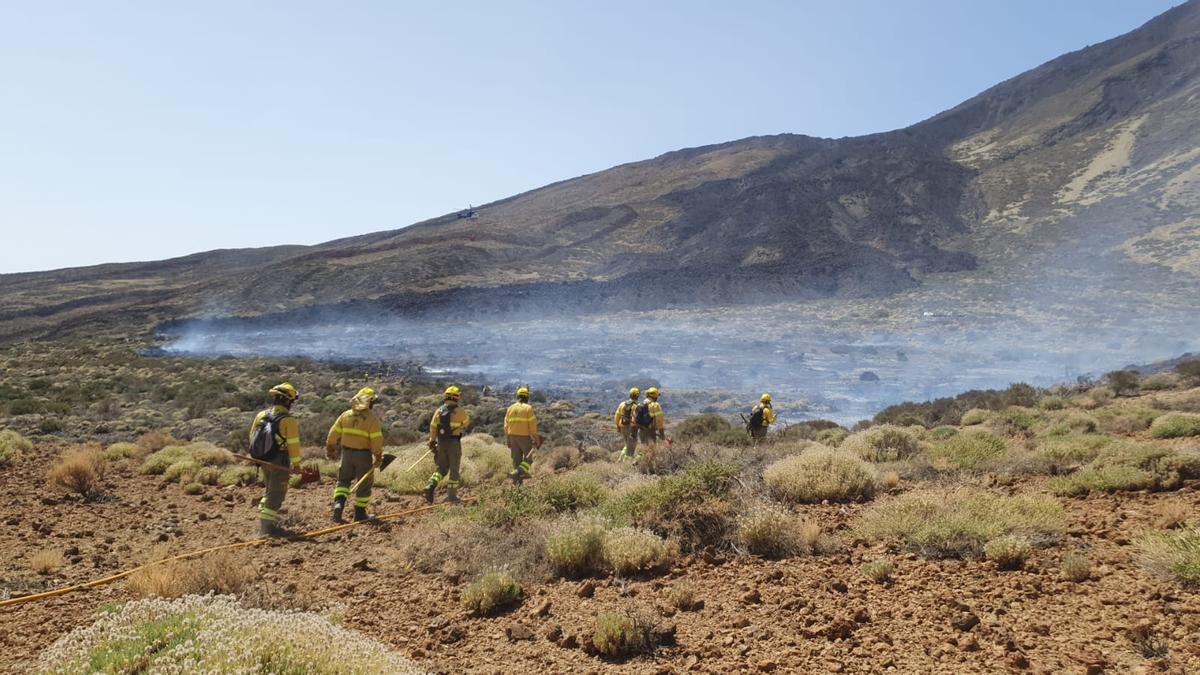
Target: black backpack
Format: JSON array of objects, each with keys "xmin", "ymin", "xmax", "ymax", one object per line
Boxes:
[
  {"xmin": 747, "ymin": 405, "xmax": 766, "ymax": 431},
  {"xmin": 249, "ymin": 410, "xmax": 290, "ymax": 460},
  {"xmin": 436, "ymin": 404, "xmax": 454, "ymax": 437},
  {"xmin": 618, "ymin": 400, "xmax": 635, "ymax": 426},
  {"xmin": 635, "ymin": 401, "xmax": 653, "ymax": 428}
]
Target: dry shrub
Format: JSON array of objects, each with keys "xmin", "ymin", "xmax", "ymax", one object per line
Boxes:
[
  {"xmin": 183, "ymin": 482, "xmax": 205, "ymax": 495},
  {"xmin": 1140, "ymin": 373, "xmax": 1178, "ymax": 391},
  {"xmin": 535, "ymin": 472, "xmax": 608, "ymax": 512},
  {"xmin": 30, "ymin": 549, "xmax": 65, "ymax": 575},
  {"xmin": 1150, "ymin": 413, "xmax": 1200, "ymax": 439},
  {"xmin": 960, "ymin": 409, "xmax": 990, "ymax": 426},
  {"xmin": 539, "ymin": 446, "xmax": 581, "ymax": 472},
  {"xmin": 461, "ymin": 571, "xmax": 522, "ymax": 616},
  {"xmin": 984, "ymin": 535, "xmax": 1032, "ymax": 570},
  {"xmin": 398, "ymin": 517, "xmax": 551, "ymax": 583},
  {"xmin": 0, "ymin": 429, "xmax": 32, "ymax": 467},
  {"xmin": 126, "ymin": 550, "xmax": 256, "ymax": 598},
  {"xmin": 136, "ymin": 430, "xmax": 175, "ymax": 453},
  {"xmin": 667, "ymin": 581, "xmax": 700, "ymax": 610},
  {"xmin": 191, "ymin": 444, "xmax": 233, "ymax": 466},
  {"xmin": 841, "ymin": 425, "xmax": 921, "ymax": 462},
  {"xmin": 100, "ymin": 442, "xmax": 139, "ymax": 461},
  {"xmin": 764, "ymin": 449, "xmax": 876, "ymax": 504},
  {"xmin": 1155, "ymin": 501, "xmax": 1191, "ymax": 530},
  {"xmin": 1048, "ymin": 443, "xmax": 1200, "ymax": 496},
  {"xmin": 47, "ymin": 447, "xmax": 104, "ymax": 498},
  {"xmin": 879, "ymin": 470, "xmax": 900, "ymax": 489},
  {"xmin": 861, "ymin": 559, "xmax": 894, "ymax": 583},
  {"xmin": 855, "ymin": 489, "xmax": 1064, "ymax": 559},
  {"xmin": 163, "ymin": 460, "xmax": 201, "ymax": 484},
  {"xmin": 932, "ymin": 430, "xmax": 1008, "ymax": 470},
  {"xmin": 601, "ymin": 528, "xmax": 674, "ymax": 575},
  {"xmin": 1061, "ymin": 553, "xmax": 1091, "ymax": 582},
  {"xmin": 736, "ymin": 504, "xmax": 828, "ymax": 558},
  {"xmin": 545, "ymin": 516, "xmax": 608, "ymax": 577}
]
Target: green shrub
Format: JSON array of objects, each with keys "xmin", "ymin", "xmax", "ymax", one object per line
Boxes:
[
  {"xmin": 1150, "ymin": 413, "xmax": 1200, "ymax": 439},
  {"xmin": 861, "ymin": 559, "xmax": 894, "ymax": 583},
  {"xmin": 1105, "ymin": 370, "xmax": 1141, "ymax": 396},
  {"xmin": 601, "ymin": 528, "xmax": 673, "ymax": 575},
  {"xmin": 764, "ymin": 449, "xmax": 876, "ymax": 504},
  {"xmin": 929, "ymin": 426, "xmax": 958, "ymax": 440},
  {"xmin": 984, "ymin": 535, "xmax": 1032, "ymax": 570},
  {"xmin": 600, "ymin": 463, "xmax": 737, "ymax": 551},
  {"xmin": 193, "ymin": 466, "xmax": 222, "ymax": 485},
  {"xmin": 35, "ymin": 595, "xmax": 420, "ymax": 673},
  {"xmin": 855, "ymin": 489, "xmax": 1065, "ymax": 559},
  {"xmin": 472, "ymin": 486, "xmax": 549, "ymax": 528},
  {"xmin": 1062, "ymin": 553, "xmax": 1091, "ymax": 582},
  {"xmin": 1037, "ymin": 396, "xmax": 1068, "ymax": 411},
  {"xmin": 535, "ymin": 473, "xmax": 608, "ymax": 513},
  {"xmin": 0, "ymin": 429, "xmax": 32, "ymax": 467},
  {"xmin": 1036, "ymin": 434, "xmax": 1113, "ymax": 465},
  {"xmin": 162, "ymin": 460, "xmax": 201, "ymax": 484},
  {"xmin": 816, "ymin": 427, "xmax": 849, "ymax": 446},
  {"xmin": 217, "ymin": 465, "xmax": 257, "ymax": 486},
  {"xmin": 991, "ymin": 406, "xmax": 1040, "ymax": 434},
  {"xmin": 1140, "ymin": 373, "xmax": 1178, "ymax": 391},
  {"xmin": 736, "ymin": 504, "xmax": 825, "ymax": 558},
  {"xmin": 1048, "ymin": 443, "xmax": 1200, "ymax": 496},
  {"xmin": 933, "ymin": 430, "xmax": 1007, "ymax": 470},
  {"xmin": 183, "ymin": 482, "xmax": 205, "ymax": 496},
  {"xmin": 675, "ymin": 414, "xmax": 731, "ymax": 440},
  {"xmin": 101, "ymin": 442, "xmax": 140, "ymax": 462},
  {"xmin": 461, "ymin": 571, "xmax": 522, "ymax": 615},
  {"xmin": 1174, "ymin": 360, "xmax": 1200, "ymax": 381},
  {"xmin": 1048, "ymin": 464, "xmax": 1155, "ymax": 496},
  {"xmin": 841, "ymin": 425, "xmax": 920, "ymax": 462},
  {"xmin": 667, "ymin": 581, "xmax": 699, "ymax": 610},
  {"xmin": 1137, "ymin": 528, "xmax": 1200, "ymax": 585},
  {"xmin": 140, "ymin": 446, "xmax": 193, "ymax": 475},
  {"xmin": 960, "ymin": 408, "xmax": 990, "ymax": 426},
  {"xmin": 546, "ymin": 516, "xmax": 608, "ymax": 577},
  {"xmin": 704, "ymin": 428, "xmax": 751, "ymax": 447},
  {"xmin": 592, "ymin": 612, "xmax": 654, "ymax": 658}
]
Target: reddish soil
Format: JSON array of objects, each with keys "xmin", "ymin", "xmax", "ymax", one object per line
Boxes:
[{"xmin": 2, "ymin": 448, "xmax": 1199, "ymax": 674}]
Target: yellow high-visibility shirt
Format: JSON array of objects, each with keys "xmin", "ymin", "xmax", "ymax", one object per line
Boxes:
[
  {"xmin": 429, "ymin": 404, "xmax": 471, "ymax": 443},
  {"xmin": 614, "ymin": 399, "xmax": 638, "ymax": 429},
  {"xmin": 647, "ymin": 400, "xmax": 666, "ymax": 431},
  {"xmin": 249, "ymin": 404, "xmax": 301, "ymax": 466},
  {"xmin": 504, "ymin": 401, "xmax": 538, "ymax": 438},
  {"xmin": 327, "ymin": 409, "xmax": 385, "ymax": 459},
  {"xmin": 753, "ymin": 404, "xmax": 776, "ymax": 427}
]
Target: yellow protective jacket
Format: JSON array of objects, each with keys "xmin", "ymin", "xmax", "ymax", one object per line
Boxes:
[
  {"xmin": 752, "ymin": 403, "xmax": 776, "ymax": 427},
  {"xmin": 614, "ymin": 399, "xmax": 638, "ymax": 430},
  {"xmin": 504, "ymin": 401, "xmax": 538, "ymax": 438},
  {"xmin": 326, "ymin": 409, "xmax": 384, "ymax": 460},
  {"xmin": 249, "ymin": 405, "xmax": 301, "ymax": 466},
  {"xmin": 429, "ymin": 403, "xmax": 470, "ymax": 443},
  {"xmin": 647, "ymin": 400, "xmax": 666, "ymax": 431}
]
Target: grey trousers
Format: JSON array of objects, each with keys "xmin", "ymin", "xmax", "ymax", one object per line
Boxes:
[
  {"xmin": 433, "ymin": 436, "xmax": 463, "ymax": 487},
  {"xmin": 336, "ymin": 448, "xmax": 374, "ymax": 507}
]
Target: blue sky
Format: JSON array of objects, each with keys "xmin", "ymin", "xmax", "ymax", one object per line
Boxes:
[{"xmin": 0, "ymin": 0, "xmax": 1181, "ymax": 273}]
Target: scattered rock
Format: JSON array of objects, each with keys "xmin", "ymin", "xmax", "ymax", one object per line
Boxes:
[
  {"xmin": 543, "ymin": 624, "xmax": 563, "ymax": 643},
  {"xmin": 576, "ymin": 580, "xmax": 596, "ymax": 598},
  {"xmin": 533, "ymin": 599, "xmax": 552, "ymax": 617},
  {"xmin": 741, "ymin": 588, "xmax": 761, "ymax": 604},
  {"xmin": 506, "ymin": 622, "xmax": 535, "ymax": 642},
  {"xmin": 652, "ymin": 621, "xmax": 677, "ymax": 646},
  {"xmin": 351, "ymin": 558, "xmax": 374, "ymax": 572},
  {"xmin": 951, "ymin": 612, "xmax": 980, "ymax": 632}
]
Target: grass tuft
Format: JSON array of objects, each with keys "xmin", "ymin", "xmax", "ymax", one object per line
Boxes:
[
  {"xmin": 764, "ymin": 449, "xmax": 875, "ymax": 504},
  {"xmin": 461, "ymin": 571, "xmax": 522, "ymax": 616},
  {"xmin": 47, "ymin": 447, "xmax": 104, "ymax": 498},
  {"xmin": 1150, "ymin": 413, "xmax": 1200, "ymax": 439},
  {"xmin": 1137, "ymin": 528, "xmax": 1200, "ymax": 585},
  {"xmin": 736, "ymin": 504, "xmax": 827, "ymax": 558},
  {"xmin": 0, "ymin": 429, "xmax": 32, "ymax": 467}
]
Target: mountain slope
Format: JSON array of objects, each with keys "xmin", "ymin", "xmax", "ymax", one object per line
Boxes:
[{"xmin": 2, "ymin": 0, "xmax": 1199, "ymax": 339}]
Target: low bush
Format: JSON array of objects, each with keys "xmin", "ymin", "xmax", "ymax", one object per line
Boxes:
[
  {"xmin": 764, "ymin": 449, "xmax": 876, "ymax": 504},
  {"xmin": 545, "ymin": 516, "xmax": 608, "ymax": 577},
  {"xmin": 1035, "ymin": 434, "xmax": 1113, "ymax": 467},
  {"xmin": 960, "ymin": 409, "xmax": 990, "ymax": 426},
  {"xmin": 1137, "ymin": 528, "xmax": 1200, "ymax": 585},
  {"xmin": 30, "ymin": 549, "xmax": 65, "ymax": 575},
  {"xmin": 860, "ymin": 559, "xmax": 894, "ymax": 583},
  {"xmin": 535, "ymin": 472, "xmax": 608, "ymax": 513},
  {"xmin": 675, "ymin": 413, "xmax": 731, "ymax": 440},
  {"xmin": 704, "ymin": 428, "xmax": 752, "ymax": 447},
  {"xmin": 100, "ymin": 442, "xmax": 140, "ymax": 461},
  {"xmin": 1037, "ymin": 396, "xmax": 1068, "ymax": 411},
  {"xmin": 35, "ymin": 595, "xmax": 420, "ymax": 674},
  {"xmin": 601, "ymin": 462, "xmax": 737, "ymax": 551},
  {"xmin": 591, "ymin": 611, "xmax": 656, "ymax": 659},
  {"xmin": 162, "ymin": 460, "xmax": 201, "ymax": 484},
  {"xmin": 0, "ymin": 429, "xmax": 32, "ymax": 467},
  {"xmin": 140, "ymin": 445, "xmax": 194, "ymax": 475},
  {"xmin": 1105, "ymin": 370, "xmax": 1141, "ymax": 396},
  {"xmin": 984, "ymin": 535, "xmax": 1032, "ymax": 570},
  {"xmin": 1048, "ymin": 464, "xmax": 1155, "ymax": 496},
  {"xmin": 217, "ymin": 465, "xmax": 258, "ymax": 486},
  {"xmin": 929, "ymin": 426, "xmax": 958, "ymax": 440},
  {"xmin": 736, "ymin": 504, "xmax": 825, "ymax": 558},
  {"xmin": 601, "ymin": 528, "xmax": 674, "ymax": 575},
  {"xmin": 1150, "ymin": 413, "xmax": 1200, "ymax": 439},
  {"xmin": 933, "ymin": 430, "xmax": 1008, "ymax": 470},
  {"xmin": 667, "ymin": 581, "xmax": 700, "ymax": 610},
  {"xmin": 1140, "ymin": 373, "xmax": 1178, "ymax": 391},
  {"xmin": 461, "ymin": 571, "xmax": 522, "ymax": 616},
  {"xmin": 1174, "ymin": 359, "xmax": 1200, "ymax": 382},
  {"xmin": 841, "ymin": 425, "xmax": 920, "ymax": 462},
  {"xmin": 136, "ymin": 431, "xmax": 175, "ymax": 453},
  {"xmin": 816, "ymin": 427, "xmax": 849, "ymax": 446},
  {"xmin": 47, "ymin": 447, "xmax": 104, "ymax": 498},
  {"xmin": 1048, "ymin": 443, "xmax": 1200, "ymax": 496},
  {"xmin": 183, "ymin": 482, "xmax": 205, "ymax": 495},
  {"xmin": 854, "ymin": 489, "xmax": 1065, "ymax": 559}
]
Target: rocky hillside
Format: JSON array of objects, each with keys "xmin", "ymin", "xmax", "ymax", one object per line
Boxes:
[{"xmin": 2, "ymin": 1, "xmax": 1198, "ymax": 338}]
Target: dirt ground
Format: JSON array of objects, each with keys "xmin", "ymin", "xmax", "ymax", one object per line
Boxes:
[{"xmin": 2, "ymin": 442, "xmax": 1199, "ymax": 675}]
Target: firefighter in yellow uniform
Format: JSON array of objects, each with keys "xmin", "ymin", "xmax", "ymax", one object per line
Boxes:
[
  {"xmin": 326, "ymin": 387, "xmax": 385, "ymax": 522},
  {"xmin": 424, "ymin": 386, "xmax": 471, "ymax": 503},
  {"xmin": 614, "ymin": 388, "xmax": 640, "ymax": 462},
  {"xmin": 748, "ymin": 393, "xmax": 776, "ymax": 442},
  {"xmin": 504, "ymin": 386, "xmax": 538, "ymax": 485},
  {"xmin": 249, "ymin": 383, "xmax": 302, "ymax": 537},
  {"xmin": 637, "ymin": 387, "xmax": 667, "ymax": 451}
]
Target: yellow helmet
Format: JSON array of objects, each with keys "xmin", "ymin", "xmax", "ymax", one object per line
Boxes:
[
  {"xmin": 444, "ymin": 385, "xmax": 461, "ymax": 400},
  {"xmin": 516, "ymin": 386, "xmax": 530, "ymax": 398},
  {"xmin": 352, "ymin": 387, "xmax": 378, "ymax": 410},
  {"xmin": 760, "ymin": 393, "xmax": 772, "ymax": 403},
  {"xmin": 628, "ymin": 387, "xmax": 640, "ymax": 397},
  {"xmin": 269, "ymin": 382, "xmax": 298, "ymax": 402},
  {"xmin": 646, "ymin": 387, "xmax": 660, "ymax": 399}
]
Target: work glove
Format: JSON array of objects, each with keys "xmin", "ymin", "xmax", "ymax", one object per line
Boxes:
[
  {"xmin": 326, "ymin": 446, "xmax": 338, "ymax": 461},
  {"xmin": 427, "ymin": 439, "xmax": 437, "ymax": 451}
]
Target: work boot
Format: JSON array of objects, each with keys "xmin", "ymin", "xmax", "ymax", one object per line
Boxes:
[
  {"xmin": 509, "ymin": 469, "xmax": 523, "ymax": 486},
  {"xmin": 446, "ymin": 487, "xmax": 460, "ymax": 503},
  {"xmin": 423, "ymin": 481, "xmax": 436, "ymax": 504},
  {"xmin": 259, "ymin": 519, "xmax": 280, "ymax": 537},
  {"xmin": 332, "ymin": 499, "xmax": 345, "ymax": 523},
  {"xmin": 353, "ymin": 506, "xmax": 370, "ymax": 521}
]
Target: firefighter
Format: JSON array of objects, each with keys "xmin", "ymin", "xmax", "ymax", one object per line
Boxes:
[
  {"xmin": 326, "ymin": 387, "xmax": 385, "ymax": 522},
  {"xmin": 614, "ymin": 388, "xmax": 640, "ymax": 462},
  {"xmin": 748, "ymin": 393, "xmax": 776, "ymax": 442},
  {"xmin": 504, "ymin": 386, "xmax": 538, "ymax": 485},
  {"xmin": 637, "ymin": 387, "xmax": 667, "ymax": 451},
  {"xmin": 250, "ymin": 383, "xmax": 301, "ymax": 537},
  {"xmin": 424, "ymin": 385, "xmax": 471, "ymax": 503}
]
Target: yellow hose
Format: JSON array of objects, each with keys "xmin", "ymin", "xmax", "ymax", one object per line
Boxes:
[{"xmin": 0, "ymin": 498, "xmax": 470, "ymax": 609}]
